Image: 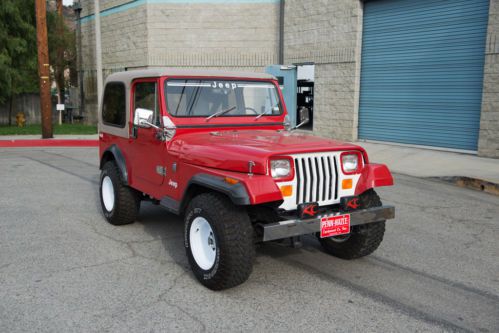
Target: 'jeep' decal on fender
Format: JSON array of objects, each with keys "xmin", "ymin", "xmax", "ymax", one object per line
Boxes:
[{"xmin": 168, "ymin": 179, "xmax": 178, "ymax": 189}]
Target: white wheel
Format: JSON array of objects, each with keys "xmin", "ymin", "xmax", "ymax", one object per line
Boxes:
[
  {"xmin": 189, "ymin": 216, "xmax": 217, "ymax": 270},
  {"xmin": 101, "ymin": 176, "xmax": 115, "ymax": 212},
  {"xmin": 100, "ymin": 161, "xmax": 140, "ymax": 226},
  {"xmin": 184, "ymin": 193, "xmax": 254, "ymax": 290}
]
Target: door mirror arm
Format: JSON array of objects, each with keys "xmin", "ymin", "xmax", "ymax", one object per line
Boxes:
[{"xmin": 139, "ymin": 119, "xmax": 160, "ymax": 130}]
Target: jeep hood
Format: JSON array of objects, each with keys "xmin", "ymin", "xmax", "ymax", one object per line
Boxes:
[{"xmin": 169, "ymin": 130, "xmax": 366, "ymax": 175}]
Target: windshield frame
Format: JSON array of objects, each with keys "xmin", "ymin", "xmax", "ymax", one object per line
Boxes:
[{"xmin": 163, "ymin": 77, "xmax": 284, "ymax": 119}]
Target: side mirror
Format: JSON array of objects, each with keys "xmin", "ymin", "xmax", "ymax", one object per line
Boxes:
[
  {"xmin": 286, "ymin": 107, "xmax": 310, "ymax": 132},
  {"xmin": 298, "ymin": 107, "xmax": 310, "ymax": 125},
  {"xmin": 133, "ymin": 108, "xmax": 155, "ymax": 128}
]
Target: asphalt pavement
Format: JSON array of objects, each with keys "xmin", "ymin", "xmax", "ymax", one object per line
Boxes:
[{"xmin": 0, "ymin": 148, "xmax": 498, "ymax": 332}]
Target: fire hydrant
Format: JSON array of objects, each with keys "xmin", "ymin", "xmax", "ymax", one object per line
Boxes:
[{"xmin": 16, "ymin": 112, "xmax": 26, "ymax": 127}]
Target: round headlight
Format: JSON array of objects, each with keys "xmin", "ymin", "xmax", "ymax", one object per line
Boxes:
[
  {"xmin": 341, "ymin": 153, "xmax": 359, "ymax": 173},
  {"xmin": 271, "ymin": 159, "xmax": 291, "ymax": 179}
]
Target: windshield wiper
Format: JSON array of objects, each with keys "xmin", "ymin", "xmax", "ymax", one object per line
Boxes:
[
  {"xmin": 206, "ymin": 106, "xmax": 236, "ymax": 121},
  {"xmin": 255, "ymin": 109, "xmax": 271, "ymax": 119},
  {"xmin": 255, "ymin": 105, "xmax": 279, "ymax": 119}
]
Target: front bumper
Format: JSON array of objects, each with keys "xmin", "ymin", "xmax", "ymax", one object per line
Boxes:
[{"xmin": 261, "ymin": 205, "xmax": 395, "ymax": 242}]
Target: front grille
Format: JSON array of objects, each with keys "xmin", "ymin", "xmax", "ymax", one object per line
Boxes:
[{"xmin": 294, "ymin": 154, "xmax": 339, "ymax": 205}]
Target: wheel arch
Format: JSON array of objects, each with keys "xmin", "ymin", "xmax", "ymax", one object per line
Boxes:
[
  {"xmin": 100, "ymin": 144, "xmax": 129, "ymax": 185},
  {"xmin": 175, "ymin": 174, "xmax": 251, "ymax": 215}
]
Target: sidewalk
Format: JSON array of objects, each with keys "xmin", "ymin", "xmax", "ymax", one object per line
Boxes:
[
  {"xmin": 0, "ymin": 134, "xmax": 99, "ymax": 140},
  {"xmin": 357, "ymin": 141, "xmax": 499, "ymax": 193},
  {"xmin": 0, "ymin": 134, "xmax": 98, "ymax": 147}
]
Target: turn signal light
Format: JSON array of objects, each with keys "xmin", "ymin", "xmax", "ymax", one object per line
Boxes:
[
  {"xmin": 224, "ymin": 177, "xmax": 239, "ymax": 185},
  {"xmin": 279, "ymin": 185, "xmax": 293, "ymax": 197},
  {"xmin": 342, "ymin": 179, "xmax": 353, "ymax": 190}
]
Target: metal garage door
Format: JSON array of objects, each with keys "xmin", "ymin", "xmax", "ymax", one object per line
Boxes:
[{"xmin": 358, "ymin": 0, "xmax": 490, "ymax": 151}]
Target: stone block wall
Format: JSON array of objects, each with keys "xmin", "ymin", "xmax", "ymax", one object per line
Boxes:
[
  {"xmin": 81, "ymin": 0, "xmax": 147, "ymax": 70},
  {"xmin": 283, "ymin": 0, "xmax": 362, "ymax": 141},
  {"xmin": 478, "ymin": 0, "xmax": 499, "ymax": 158},
  {"xmin": 80, "ymin": 0, "xmax": 149, "ymax": 123},
  {"xmin": 146, "ymin": 2, "xmax": 279, "ymax": 70},
  {"xmin": 79, "ymin": 0, "xmax": 279, "ymax": 122}
]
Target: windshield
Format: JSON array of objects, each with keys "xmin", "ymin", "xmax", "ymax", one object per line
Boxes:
[{"xmin": 165, "ymin": 79, "xmax": 282, "ymax": 118}]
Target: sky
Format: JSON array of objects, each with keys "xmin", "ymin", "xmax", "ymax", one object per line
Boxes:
[{"xmin": 63, "ymin": 0, "xmax": 74, "ymax": 5}]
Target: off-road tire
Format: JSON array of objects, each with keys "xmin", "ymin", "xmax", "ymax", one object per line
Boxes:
[
  {"xmin": 99, "ymin": 161, "xmax": 140, "ymax": 225},
  {"xmin": 318, "ymin": 189, "xmax": 385, "ymax": 259},
  {"xmin": 184, "ymin": 193, "xmax": 255, "ymax": 290}
]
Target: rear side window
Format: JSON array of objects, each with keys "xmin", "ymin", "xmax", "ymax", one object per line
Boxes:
[{"xmin": 102, "ymin": 82, "xmax": 126, "ymax": 127}]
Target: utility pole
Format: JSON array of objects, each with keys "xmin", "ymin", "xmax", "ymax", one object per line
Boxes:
[
  {"xmin": 56, "ymin": 0, "xmax": 63, "ymax": 15},
  {"xmin": 35, "ymin": 0, "xmax": 53, "ymax": 138},
  {"xmin": 94, "ymin": 0, "xmax": 103, "ymax": 111}
]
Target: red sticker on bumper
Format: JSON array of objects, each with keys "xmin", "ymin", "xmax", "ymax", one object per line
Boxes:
[{"xmin": 320, "ymin": 214, "xmax": 351, "ymax": 238}]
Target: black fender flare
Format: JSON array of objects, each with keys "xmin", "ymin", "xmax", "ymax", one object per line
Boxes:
[
  {"xmin": 160, "ymin": 173, "xmax": 251, "ymax": 215},
  {"xmin": 186, "ymin": 174, "xmax": 251, "ymax": 206},
  {"xmin": 100, "ymin": 144, "xmax": 129, "ymax": 185},
  {"xmin": 160, "ymin": 173, "xmax": 252, "ymax": 215}
]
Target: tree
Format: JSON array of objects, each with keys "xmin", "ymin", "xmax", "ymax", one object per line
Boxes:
[
  {"xmin": 47, "ymin": 6, "xmax": 76, "ymax": 105},
  {"xmin": 0, "ymin": 0, "xmax": 76, "ymax": 125},
  {"xmin": 0, "ymin": 0, "xmax": 39, "ymax": 125}
]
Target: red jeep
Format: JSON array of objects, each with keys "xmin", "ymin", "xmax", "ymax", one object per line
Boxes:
[{"xmin": 98, "ymin": 69, "xmax": 395, "ymax": 290}]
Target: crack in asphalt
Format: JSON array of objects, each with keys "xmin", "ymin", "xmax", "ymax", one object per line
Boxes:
[
  {"xmin": 158, "ymin": 272, "xmax": 208, "ymax": 333},
  {"xmin": 110, "ymin": 270, "xmax": 207, "ymax": 332},
  {"xmin": 76, "ymin": 215, "xmax": 208, "ymax": 331},
  {"xmin": 42, "ymin": 257, "xmax": 136, "ymax": 281},
  {"xmin": 0, "ymin": 263, "xmax": 12, "ymax": 271}
]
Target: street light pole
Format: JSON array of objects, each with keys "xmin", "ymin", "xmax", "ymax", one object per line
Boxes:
[
  {"xmin": 74, "ymin": 1, "xmax": 84, "ymax": 117},
  {"xmin": 35, "ymin": 0, "xmax": 53, "ymax": 138},
  {"xmin": 56, "ymin": 0, "xmax": 64, "ymax": 106},
  {"xmin": 94, "ymin": 0, "xmax": 103, "ymax": 112}
]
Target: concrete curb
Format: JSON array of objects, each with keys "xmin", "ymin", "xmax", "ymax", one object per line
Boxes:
[
  {"xmin": 0, "ymin": 139, "xmax": 98, "ymax": 148},
  {"xmin": 428, "ymin": 176, "xmax": 499, "ymax": 196}
]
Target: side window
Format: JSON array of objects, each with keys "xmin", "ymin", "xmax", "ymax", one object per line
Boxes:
[
  {"xmin": 134, "ymin": 81, "xmax": 159, "ymax": 125},
  {"xmin": 102, "ymin": 82, "xmax": 126, "ymax": 127}
]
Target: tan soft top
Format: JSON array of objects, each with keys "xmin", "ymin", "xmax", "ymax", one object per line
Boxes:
[{"xmin": 105, "ymin": 68, "xmax": 275, "ymax": 83}]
